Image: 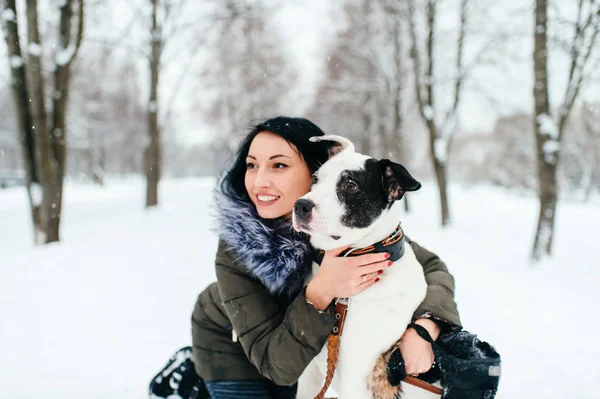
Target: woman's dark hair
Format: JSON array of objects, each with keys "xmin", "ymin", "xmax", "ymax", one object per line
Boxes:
[{"xmin": 220, "ymin": 116, "xmax": 331, "ymax": 202}]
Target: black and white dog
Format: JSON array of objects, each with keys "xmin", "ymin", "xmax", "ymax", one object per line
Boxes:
[{"xmin": 293, "ymin": 135, "xmax": 440, "ymax": 399}]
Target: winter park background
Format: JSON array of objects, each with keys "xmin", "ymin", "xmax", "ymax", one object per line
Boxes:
[{"xmin": 1, "ymin": 1, "xmax": 600, "ymax": 398}]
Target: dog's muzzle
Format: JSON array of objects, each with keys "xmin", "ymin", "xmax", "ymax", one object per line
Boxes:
[{"xmin": 293, "ymin": 198, "xmax": 315, "ymax": 221}]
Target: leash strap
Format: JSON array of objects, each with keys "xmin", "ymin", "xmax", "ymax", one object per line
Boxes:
[
  {"xmin": 404, "ymin": 375, "xmax": 443, "ymax": 395},
  {"xmin": 313, "ymin": 299, "xmax": 349, "ymax": 399}
]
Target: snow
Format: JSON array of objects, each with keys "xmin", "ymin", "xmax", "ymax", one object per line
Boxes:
[
  {"xmin": 56, "ymin": 43, "xmax": 76, "ymax": 66},
  {"xmin": 434, "ymin": 138, "xmax": 448, "ymax": 164},
  {"xmin": 149, "ymin": 101, "xmax": 158, "ymax": 113},
  {"xmin": 423, "ymin": 105, "xmax": 434, "ymax": 121},
  {"xmin": 1, "ymin": 177, "xmax": 599, "ymax": 398},
  {"xmin": 2, "ymin": 8, "xmax": 16, "ymax": 22},
  {"xmin": 543, "ymin": 138, "xmax": 559, "ymax": 164},
  {"xmin": 29, "ymin": 182, "xmax": 43, "ymax": 206},
  {"xmin": 536, "ymin": 114, "xmax": 559, "ymax": 138},
  {"xmin": 10, "ymin": 55, "xmax": 23, "ymax": 68},
  {"xmin": 543, "ymin": 139, "xmax": 560, "ymax": 154},
  {"xmin": 28, "ymin": 42, "xmax": 42, "ymax": 56}
]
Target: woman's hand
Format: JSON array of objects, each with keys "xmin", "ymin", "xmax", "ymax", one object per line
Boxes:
[
  {"xmin": 305, "ymin": 245, "xmax": 391, "ymax": 310},
  {"xmin": 398, "ymin": 318, "xmax": 440, "ymax": 375}
]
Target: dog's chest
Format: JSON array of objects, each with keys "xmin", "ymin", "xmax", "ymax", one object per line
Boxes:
[{"xmin": 301, "ymin": 244, "xmax": 428, "ymax": 398}]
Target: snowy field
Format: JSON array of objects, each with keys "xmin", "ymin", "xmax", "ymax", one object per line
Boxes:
[{"xmin": 0, "ymin": 177, "xmax": 598, "ymax": 398}]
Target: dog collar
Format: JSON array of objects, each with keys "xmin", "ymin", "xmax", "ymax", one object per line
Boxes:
[{"xmin": 312, "ymin": 224, "xmax": 405, "ymax": 265}]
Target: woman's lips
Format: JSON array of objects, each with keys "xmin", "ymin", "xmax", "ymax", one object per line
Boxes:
[{"xmin": 256, "ymin": 195, "xmax": 280, "ymax": 206}]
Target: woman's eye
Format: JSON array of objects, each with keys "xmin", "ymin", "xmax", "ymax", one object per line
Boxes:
[
  {"xmin": 246, "ymin": 163, "xmax": 256, "ymax": 169},
  {"xmin": 274, "ymin": 163, "xmax": 288, "ymax": 169},
  {"xmin": 344, "ymin": 180, "xmax": 358, "ymax": 191},
  {"xmin": 312, "ymin": 175, "xmax": 319, "ymax": 185}
]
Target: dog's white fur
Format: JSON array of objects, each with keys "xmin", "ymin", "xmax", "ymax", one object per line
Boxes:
[{"xmin": 295, "ymin": 136, "xmax": 440, "ymax": 399}]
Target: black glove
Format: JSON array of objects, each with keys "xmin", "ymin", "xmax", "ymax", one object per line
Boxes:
[
  {"xmin": 386, "ymin": 344, "xmax": 441, "ymax": 386},
  {"xmin": 390, "ymin": 323, "xmax": 501, "ymax": 399}
]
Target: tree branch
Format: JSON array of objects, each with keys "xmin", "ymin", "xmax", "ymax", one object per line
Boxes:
[
  {"xmin": 406, "ymin": 0, "xmax": 426, "ymax": 124},
  {"xmin": 558, "ymin": 0, "xmax": 600, "ymax": 139},
  {"xmin": 444, "ymin": 0, "xmax": 468, "ymax": 148}
]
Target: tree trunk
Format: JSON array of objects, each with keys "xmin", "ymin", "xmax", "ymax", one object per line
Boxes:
[
  {"xmin": 360, "ymin": 91, "xmax": 372, "ymax": 155},
  {"xmin": 2, "ymin": 0, "xmax": 83, "ymax": 244},
  {"xmin": 1, "ymin": 0, "xmax": 43, "ymax": 238},
  {"xmin": 531, "ymin": 0, "xmax": 557, "ymax": 261},
  {"xmin": 433, "ymin": 156, "xmax": 450, "ymax": 226},
  {"xmin": 426, "ymin": 0, "xmax": 450, "ymax": 227},
  {"xmin": 389, "ymin": 6, "xmax": 409, "ymax": 213},
  {"xmin": 47, "ymin": 0, "xmax": 82, "ymax": 241},
  {"xmin": 25, "ymin": 0, "xmax": 58, "ymax": 244},
  {"xmin": 146, "ymin": 0, "xmax": 161, "ymax": 208}
]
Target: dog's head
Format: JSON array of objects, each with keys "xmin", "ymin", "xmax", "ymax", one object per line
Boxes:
[{"xmin": 292, "ymin": 135, "xmax": 421, "ymax": 250}]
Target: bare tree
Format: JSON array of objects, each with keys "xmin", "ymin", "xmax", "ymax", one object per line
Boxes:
[
  {"xmin": 380, "ymin": 0, "xmax": 411, "ymax": 211},
  {"xmin": 308, "ymin": 0, "xmax": 387, "ymax": 154},
  {"xmin": 143, "ymin": 0, "xmax": 229, "ymax": 206},
  {"xmin": 200, "ymin": 0, "xmax": 298, "ymax": 146},
  {"xmin": 406, "ymin": 0, "xmax": 468, "ymax": 226},
  {"xmin": 581, "ymin": 102, "xmax": 600, "ymax": 201},
  {"xmin": 146, "ymin": 0, "xmax": 161, "ymax": 207},
  {"xmin": 1, "ymin": 0, "xmax": 84, "ymax": 244},
  {"xmin": 531, "ymin": 0, "xmax": 600, "ymax": 261}
]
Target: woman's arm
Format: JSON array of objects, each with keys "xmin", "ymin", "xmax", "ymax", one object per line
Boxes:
[
  {"xmin": 391, "ymin": 238, "xmax": 462, "ymax": 376},
  {"xmin": 409, "ymin": 238, "xmax": 462, "ymax": 332},
  {"xmin": 215, "ymin": 240, "xmax": 335, "ymax": 386}
]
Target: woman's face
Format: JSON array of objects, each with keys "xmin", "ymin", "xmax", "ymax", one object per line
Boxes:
[{"xmin": 244, "ymin": 131, "xmax": 313, "ymax": 219}]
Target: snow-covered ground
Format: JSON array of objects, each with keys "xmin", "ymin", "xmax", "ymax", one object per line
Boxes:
[{"xmin": 0, "ymin": 178, "xmax": 598, "ymax": 398}]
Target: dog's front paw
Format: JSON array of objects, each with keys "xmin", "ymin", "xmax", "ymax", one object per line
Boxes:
[{"xmin": 368, "ymin": 344, "xmax": 402, "ymax": 399}]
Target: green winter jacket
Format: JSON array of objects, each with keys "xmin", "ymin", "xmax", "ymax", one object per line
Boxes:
[{"xmin": 191, "ymin": 237, "xmax": 461, "ymax": 386}]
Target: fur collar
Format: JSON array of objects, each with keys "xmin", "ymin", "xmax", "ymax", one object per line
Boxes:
[{"xmin": 215, "ymin": 190, "xmax": 313, "ymax": 297}]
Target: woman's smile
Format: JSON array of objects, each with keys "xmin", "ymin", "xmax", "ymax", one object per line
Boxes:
[{"xmin": 256, "ymin": 193, "xmax": 281, "ymax": 206}]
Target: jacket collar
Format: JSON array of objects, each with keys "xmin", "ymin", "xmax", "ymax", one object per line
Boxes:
[{"xmin": 215, "ymin": 190, "xmax": 313, "ymax": 298}]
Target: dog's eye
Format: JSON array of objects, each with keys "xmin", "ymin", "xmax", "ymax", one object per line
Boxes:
[
  {"xmin": 312, "ymin": 175, "xmax": 319, "ymax": 185},
  {"xmin": 344, "ymin": 180, "xmax": 358, "ymax": 191}
]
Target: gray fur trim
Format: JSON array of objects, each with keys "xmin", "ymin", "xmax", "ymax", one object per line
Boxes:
[{"xmin": 215, "ymin": 190, "xmax": 313, "ymax": 297}]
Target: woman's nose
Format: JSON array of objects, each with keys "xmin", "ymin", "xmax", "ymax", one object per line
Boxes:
[{"xmin": 254, "ymin": 167, "xmax": 272, "ymax": 188}]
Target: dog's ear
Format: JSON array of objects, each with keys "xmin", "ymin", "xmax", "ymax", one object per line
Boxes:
[
  {"xmin": 310, "ymin": 135, "xmax": 355, "ymax": 159},
  {"xmin": 380, "ymin": 159, "xmax": 421, "ymax": 201}
]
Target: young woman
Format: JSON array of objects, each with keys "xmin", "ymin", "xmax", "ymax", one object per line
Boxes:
[{"xmin": 157, "ymin": 116, "xmax": 461, "ymax": 399}]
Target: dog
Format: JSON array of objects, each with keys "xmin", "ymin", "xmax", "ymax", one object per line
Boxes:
[{"xmin": 293, "ymin": 135, "xmax": 440, "ymax": 399}]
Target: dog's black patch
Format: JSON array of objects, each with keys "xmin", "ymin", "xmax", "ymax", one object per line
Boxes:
[{"xmin": 336, "ymin": 159, "xmax": 421, "ymax": 229}]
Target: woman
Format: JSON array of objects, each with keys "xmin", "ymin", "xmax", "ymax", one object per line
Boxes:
[{"xmin": 154, "ymin": 116, "xmax": 461, "ymax": 399}]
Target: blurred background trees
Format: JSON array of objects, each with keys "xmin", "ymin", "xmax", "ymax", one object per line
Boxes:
[{"xmin": 1, "ymin": 0, "xmax": 599, "ymax": 260}]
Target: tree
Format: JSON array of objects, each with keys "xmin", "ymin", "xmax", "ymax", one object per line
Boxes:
[
  {"xmin": 406, "ymin": 0, "xmax": 468, "ymax": 226},
  {"xmin": 307, "ymin": 0, "xmax": 389, "ymax": 154},
  {"xmin": 531, "ymin": 0, "xmax": 600, "ymax": 261},
  {"xmin": 1, "ymin": 0, "xmax": 84, "ymax": 244},
  {"xmin": 142, "ymin": 0, "xmax": 227, "ymax": 207},
  {"xmin": 199, "ymin": 0, "xmax": 298, "ymax": 147},
  {"xmin": 380, "ymin": 0, "xmax": 411, "ymax": 211},
  {"xmin": 146, "ymin": 0, "xmax": 161, "ymax": 207},
  {"xmin": 581, "ymin": 102, "xmax": 600, "ymax": 201}
]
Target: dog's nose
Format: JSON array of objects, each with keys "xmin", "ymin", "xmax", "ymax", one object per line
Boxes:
[{"xmin": 294, "ymin": 199, "xmax": 315, "ymax": 219}]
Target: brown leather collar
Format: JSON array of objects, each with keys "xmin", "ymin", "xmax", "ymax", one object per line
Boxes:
[{"xmin": 312, "ymin": 224, "xmax": 405, "ymax": 266}]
